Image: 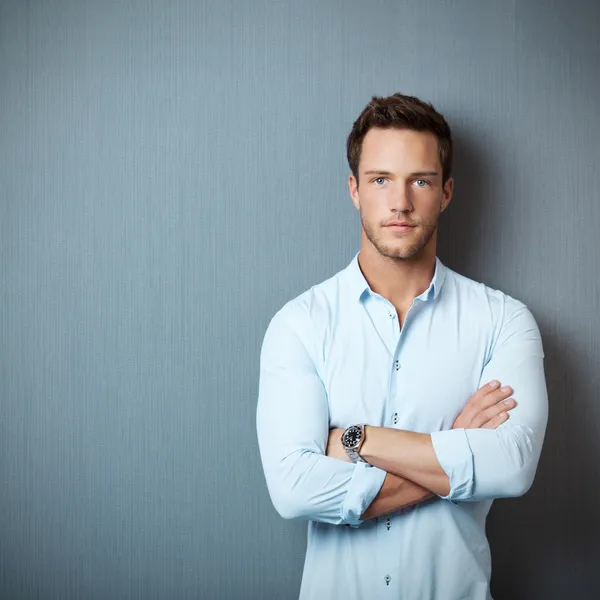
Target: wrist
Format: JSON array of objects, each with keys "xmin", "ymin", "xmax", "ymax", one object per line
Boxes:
[
  {"xmin": 360, "ymin": 425, "xmax": 378, "ymax": 462},
  {"xmin": 341, "ymin": 424, "xmax": 368, "ymax": 463}
]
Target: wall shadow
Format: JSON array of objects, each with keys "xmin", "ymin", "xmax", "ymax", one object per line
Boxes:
[
  {"xmin": 437, "ymin": 128, "xmax": 600, "ymax": 599},
  {"xmin": 487, "ymin": 324, "xmax": 600, "ymax": 599}
]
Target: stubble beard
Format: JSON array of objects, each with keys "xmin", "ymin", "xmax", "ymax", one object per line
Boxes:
[{"xmin": 361, "ymin": 212, "xmax": 440, "ymax": 261}]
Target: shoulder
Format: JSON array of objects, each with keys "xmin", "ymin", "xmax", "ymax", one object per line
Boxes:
[
  {"xmin": 443, "ymin": 265, "xmax": 542, "ymax": 351},
  {"xmin": 444, "ymin": 265, "xmax": 530, "ymax": 317},
  {"xmin": 262, "ymin": 266, "xmax": 347, "ymax": 351}
]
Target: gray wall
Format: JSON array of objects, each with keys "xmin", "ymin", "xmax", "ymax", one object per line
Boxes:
[{"xmin": 1, "ymin": 0, "xmax": 599, "ymax": 598}]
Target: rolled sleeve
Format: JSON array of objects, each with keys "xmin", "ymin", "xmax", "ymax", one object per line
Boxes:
[
  {"xmin": 257, "ymin": 304, "xmax": 387, "ymax": 525},
  {"xmin": 430, "ymin": 428, "xmax": 474, "ymax": 502},
  {"xmin": 341, "ymin": 462, "xmax": 387, "ymax": 526},
  {"xmin": 432, "ymin": 302, "xmax": 548, "ymax": 503}
]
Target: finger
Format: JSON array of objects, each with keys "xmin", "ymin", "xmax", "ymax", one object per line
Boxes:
[
  {"xmin": 461, "ymin": 383, "xmax": 512, "ymax": 425},
  {"xmin": 467, "ymin": 381, "xmax": 503, "ymax": 407},
  {"xmin": 457, "ymin": 383, "xmax": 497, "ymax": 424},
  {"xmin": 464, "ymin": 382, "xmax": 506, "ymax": 415},
  {"xmin": 481, "ymin": 410, "xmax": 510, "ymax": 429},
  {"xmin": 470, "ymin": 386, "xmax": 514, "ymax": 420},
  {"xmin": 472, "ymin": 398, "xmax": 516, "ymax": 428}
]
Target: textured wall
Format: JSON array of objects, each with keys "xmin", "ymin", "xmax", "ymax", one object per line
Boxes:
[{"xmin": 1, "ymin": 0, "xmax": 599, "ymax": 598}]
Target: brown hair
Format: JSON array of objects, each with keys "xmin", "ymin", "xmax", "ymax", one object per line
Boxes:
[{"xmin": 346, "ymin": 93, "xmax": 453, "ymax": 184}]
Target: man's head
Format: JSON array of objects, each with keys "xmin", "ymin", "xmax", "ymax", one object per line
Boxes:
[{"xmin": 347, "ymin": 93, "xmax": 454, "ymax": 261}]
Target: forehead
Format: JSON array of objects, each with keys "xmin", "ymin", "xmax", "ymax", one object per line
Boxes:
[{"xmin": 360, "ymin": 128, "xmax": 441, "ymax": 173}]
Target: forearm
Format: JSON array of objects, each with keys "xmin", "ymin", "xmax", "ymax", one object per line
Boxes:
[
  {"xmin": 327, "ymin": 427, "xmax": 437, "ymax": 517},
  {"xmin": 360, "ymin": 471, "xmax": 434, "ymax": 520},
  {"xmin": 260, "ymin": 445, "xmax": 387, "ymax": 525},
  {"xmin": 361, "ymin": 426, "xmax": 451, "ymax": 497}
]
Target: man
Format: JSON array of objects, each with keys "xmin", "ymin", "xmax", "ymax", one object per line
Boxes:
[{"xmin": 256, "ymin": 93, "xmax": 548, "ymax": 599}]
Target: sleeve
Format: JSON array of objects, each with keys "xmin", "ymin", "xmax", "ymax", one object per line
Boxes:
[
  {"xmin": 430, "ymin": 303, "xmax": 549, "ymax": 502},
  {"xmin": 256, "ymin": 306, "xmax": 387, "ymax": 525}
]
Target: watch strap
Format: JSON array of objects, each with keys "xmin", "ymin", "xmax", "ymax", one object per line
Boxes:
[{"xmin": 342, "ymin": 424, "xmax": 367, "ymax": 464}]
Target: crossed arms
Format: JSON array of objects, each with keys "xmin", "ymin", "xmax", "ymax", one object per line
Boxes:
[
  {"xmin": 326, "ymin": 380, "xmax": 520, "ymax": 519},
  {"xmin": 256, "ymin": 304, "xmax": 548, "ymax": 526}
]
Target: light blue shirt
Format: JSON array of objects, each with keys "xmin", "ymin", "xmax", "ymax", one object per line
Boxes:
[{"xmin": 256, "ymin": 252, "xmax": 548, "ymax": 600}]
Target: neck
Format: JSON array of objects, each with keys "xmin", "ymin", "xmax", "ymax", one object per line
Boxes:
[{"xmin": 357, "ymin": 243, "xmax": 437, "ymax": 310}]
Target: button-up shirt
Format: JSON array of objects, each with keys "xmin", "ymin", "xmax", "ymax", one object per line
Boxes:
[{"xmin": 256, "ymin": 252, "xmax": 548, "ymax": 600}]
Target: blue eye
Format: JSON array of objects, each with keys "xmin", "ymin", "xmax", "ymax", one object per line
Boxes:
[
  {"xmin": 414, "ymin": 179, "xmax": 429, "ymax": 187},
  {"xmin": 374, "ymin": 177, "xmax": 386, "ymax": 185}
]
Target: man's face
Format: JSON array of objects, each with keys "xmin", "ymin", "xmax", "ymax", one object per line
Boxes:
[{"xmin": 349, "ymin": 127, "xmax": 453, "ymax": 260}]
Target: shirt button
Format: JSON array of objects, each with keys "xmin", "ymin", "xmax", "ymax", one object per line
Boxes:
[
  {"xmin": 386, "ymin": 518, "xmax": 391, "ymax": 530},
  {"xmin": 384, "ymin": 574, "xmax": 391, "ymax": 586},
  {"xmin": 392, "ymin": 412, "xmax": 398, "ymax": 425},
  {"xmin": 394, "ymin": 360, "xmax": 400, "ymax": 370}
]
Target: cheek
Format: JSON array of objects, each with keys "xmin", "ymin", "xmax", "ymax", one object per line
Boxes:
[
  {"xmin": 412, "ymin": 194, "xmax": 441, "ymax": 215},
  {"xmin": 360, "ymin": 195, "xmax": 386, "ymax": 217},
  {"xmin": 360, "ymin": 205, "xmax": 383, "ymax": 229}
]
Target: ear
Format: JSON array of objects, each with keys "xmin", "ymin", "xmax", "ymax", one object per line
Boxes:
[
  {"xmin": 440, "ymin": 177, "xmax": 454, "ymax": 213},
  {"xmin": 349, "ymin": 174, "xmax": 360, "ymax": 211}
]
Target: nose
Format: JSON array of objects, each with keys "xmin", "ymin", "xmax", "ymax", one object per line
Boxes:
[{"xmin": 390, "ymin": 184, "xmax": 413, "ymax": 213}]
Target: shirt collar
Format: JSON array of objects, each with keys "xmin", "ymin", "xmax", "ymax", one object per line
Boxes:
[{"xmin": 345, "ymin": 251, "xmax": 447, "ymax": 303}]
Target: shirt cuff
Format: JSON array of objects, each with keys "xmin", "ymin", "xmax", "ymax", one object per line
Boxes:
[
  {"xmin": 430, "ymin": 429, "xmax": 475, "ymax": 502},
  {"xmin": 340, "ymin": 462, "xmax": 387, "ymax": 527}
]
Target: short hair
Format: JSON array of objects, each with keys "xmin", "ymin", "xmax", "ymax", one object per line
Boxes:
[{"xmin": 346, "ymin": 93, "xmax": 453, "ymax": 184}]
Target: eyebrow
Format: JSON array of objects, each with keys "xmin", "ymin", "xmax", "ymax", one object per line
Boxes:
[{"xmin": 363, "ymin": 170, "xmax": 440, "ymax": 177}]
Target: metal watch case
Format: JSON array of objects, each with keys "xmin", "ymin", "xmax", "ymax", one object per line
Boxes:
[{"xmin": 341, "ymin": 424, "xmax": 367, "ymax": 463}]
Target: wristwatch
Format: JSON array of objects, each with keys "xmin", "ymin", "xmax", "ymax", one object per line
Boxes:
[{"xmin": 341, "ymin": 424, "xmax": 367, "ymax": 463}]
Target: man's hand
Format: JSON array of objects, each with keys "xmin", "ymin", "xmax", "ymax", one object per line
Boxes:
[{"xmin": 453, "ymin": 380, "xmax": 516, "ymax": 429}]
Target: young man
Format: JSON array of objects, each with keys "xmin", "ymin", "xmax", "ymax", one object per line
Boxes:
[{"xmin": 256, "ymin": 93, "xmax": 548, "ymax": 600}]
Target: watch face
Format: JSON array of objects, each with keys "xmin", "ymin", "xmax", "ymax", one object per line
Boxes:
[{"xmin": 342, "ymin": 425, "xmax": 362, "ymax": 448}]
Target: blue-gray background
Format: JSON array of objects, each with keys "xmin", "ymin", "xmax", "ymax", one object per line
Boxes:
[{"xmin": 1, "ymin": 1, "xmax": 599, "ymax": 598}]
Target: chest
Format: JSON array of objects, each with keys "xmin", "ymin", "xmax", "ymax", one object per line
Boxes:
[{"xmin": 318, "ymin": 306, "xmax": 489, "ymax": 433}]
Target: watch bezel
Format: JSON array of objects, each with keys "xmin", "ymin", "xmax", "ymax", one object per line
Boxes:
[{"xmin": 341, "ymin": 424, "xmax": 364, "ymax": 450}]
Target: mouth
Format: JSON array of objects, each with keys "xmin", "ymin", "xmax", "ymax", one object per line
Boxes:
[{"xmin": 386, "ymin": 223, "xmax": 416, "ymax": 231}]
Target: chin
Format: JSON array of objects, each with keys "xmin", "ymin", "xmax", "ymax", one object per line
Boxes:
[{"xmin": 377, "ymin": 244, "xmax": 422, "ymax": 260}]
